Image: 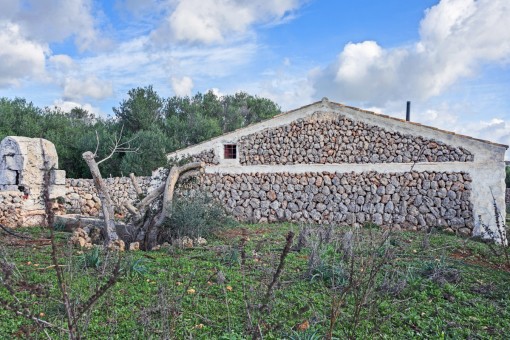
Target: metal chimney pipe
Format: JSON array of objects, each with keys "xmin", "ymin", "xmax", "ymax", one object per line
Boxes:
[{"xmin": 406, "ymin": 101, "xmax": 411, "ymax": 121}]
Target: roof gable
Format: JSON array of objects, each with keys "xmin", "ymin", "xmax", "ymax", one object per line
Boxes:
[{"xmin": 168, "ymin": 98, "xmax": 507, "ymax": 164}]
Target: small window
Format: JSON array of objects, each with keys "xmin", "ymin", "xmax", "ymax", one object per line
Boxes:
[{"xmin": 224, "ymin": 144, "xmax": 237, "ymax": 159}]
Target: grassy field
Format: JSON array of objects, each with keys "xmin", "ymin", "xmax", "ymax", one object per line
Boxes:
[{"xmin": 1, "ymin": 223, "xmax": 509, "ymax": 339}]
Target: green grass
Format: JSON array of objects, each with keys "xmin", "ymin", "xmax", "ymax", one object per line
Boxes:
[{"xmin": 1, "ymin": 224, "xmax": 509, "ymax": 339}]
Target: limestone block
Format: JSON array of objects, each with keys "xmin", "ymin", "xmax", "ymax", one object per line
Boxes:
[
  {"xmin": 1, "ymin": 185, "xmax": 19, "ymax": 191},
  {"xmin": 4, "ymin": 155, "xmax": 23, "ymax": 170},
  {"xmin": 49, "ymin": 185, "xmax": 66, "ymax": 199},
  {"xmin": 23, "ymin": 214, "xmax": 46, "ymax": 227},
  {"xmin": 50, "ymin": 170, "xmax": 66, "ymax": 185},
  {"xmin": 0, "ymin": 169, "xmax": 18, "ymax": 185}
]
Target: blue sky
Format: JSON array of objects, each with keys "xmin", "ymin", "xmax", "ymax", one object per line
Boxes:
[{"xmin": 1, "ymin": 0, "xmax": 509, "ymax": 156}]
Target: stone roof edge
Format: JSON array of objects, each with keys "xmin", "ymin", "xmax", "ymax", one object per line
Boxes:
[
  {"xmin": 168, "ymin": 99, "xmax": 508, "ymax": 157},
  {"xmin": 335, "ymin": 102, "xmax": 508, "ymax": 149}
]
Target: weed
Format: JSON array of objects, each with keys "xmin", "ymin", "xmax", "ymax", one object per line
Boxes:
[
  {"xmin": 309, "ymin": 263, "xmax": 348, "ymax": 288},
  {"xmin": 288, "ymin": 327, "xmax": 323, "ymax": 340},
  {"xmin": 222, "ymin": 247, "xmax": 241, "ymax": 267},
  {"xmin": 123, "ymin": 256, "xmax": 148, "ymax": 278},
  {"xmin": 81, "ymin": 247, "xmax": 102, "ymax": 269},
  {"xmin": 471, "ymin": 192, "xmax": 510, "ymax": 272},
  {"xmin": 419, "ymin": 257, "xmax": 462, "ymax": 286}
]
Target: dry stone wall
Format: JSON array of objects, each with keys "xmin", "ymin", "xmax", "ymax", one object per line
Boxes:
[
  {"xmin": 197, "ymin": 171, "xmax": 474, "ymax": 234},
  {"xmin": 0, "ymin": 191, "xmax": 23, "ymax": 227},
  {"xmin": 65, "ymin": 176, "xmax": 151, "ymax": 216},
  {"xmin": 238, "ymin": 115, "xmax": 474, "ymax": 165},
  {"xmin": 191, "ymin": 149, "xmax": 219, "ymax": 165}
]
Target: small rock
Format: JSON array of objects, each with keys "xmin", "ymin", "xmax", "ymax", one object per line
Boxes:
[
  {"xmin": 108, "ymin": 239, "xmax": 125, "ymax": 252},
  {"xmin": 176, "ymin": 236, "xmax": 194, "ymax": 248},
  {"xmin": 195, "ymin": 237, "xmax": 207, "ymax": 246}
]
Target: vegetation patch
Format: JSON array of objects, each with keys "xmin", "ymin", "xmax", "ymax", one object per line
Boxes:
[{"xmin": 1, "ymin": 224, "xmax": 509, "ymax": 339}]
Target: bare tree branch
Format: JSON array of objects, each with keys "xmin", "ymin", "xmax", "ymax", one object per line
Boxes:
[
  {"xmin": 93, "ymin": 131, "xmax": 100, "ymax": 157},
  {"xmin": 96, "ymin": 125, "xmax": 140, "ymax": 165},
  {"xmin": 129, "ymin": 173, "xmax": 142, "ymax": 196}
]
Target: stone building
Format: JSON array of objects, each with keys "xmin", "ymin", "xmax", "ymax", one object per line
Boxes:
[
  {"xmin": 0, "ymin": 137, "xmax": 66, "ymax": 226},
  {"xmin": 167, "ymin": 98, "xmax": 508, "ymax": 236}
]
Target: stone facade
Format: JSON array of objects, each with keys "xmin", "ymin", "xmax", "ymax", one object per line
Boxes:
[
  {"xmin": 167, "ymin": 99, "xmax": 507, "ymax": 237},
  {"xmin": 191, "ymin": 149, "xmax": 219, "ymax": 165},
  {"xmin": 0, "ymin": 137, "xmax": 66, "ymax": 226},
  {"xmin": 198, "ymin": 171, "xmax": 473, "ymax": 233},
  {"xmin": 0, "ymin": 191, "xmax": 24, "ymax": 227},
  {"xmin": 65, "ymin": 176, "xmax": 151, "ymax": 216},
  {"xmin": 239, "ymin": 114, "xmax": 474, "ymax": 165},
  {"xmin": 1, "ymin": 99, "xmax": 507, "ymax": 239}
]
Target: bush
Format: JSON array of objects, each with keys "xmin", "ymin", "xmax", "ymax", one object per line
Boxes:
[{"xmin": 162, "ymin": 192, "xmax": 232, "ymax": 240}]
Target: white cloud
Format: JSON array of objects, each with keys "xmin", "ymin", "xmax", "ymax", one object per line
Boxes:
[
  {"xmin": 311, "ymin": 0, "xmax": 510, "ymax": 106},
  {"xmin": 460, "ymin": 119, "xmax": 510, "ymax": 146},
  {"xmin": 53, "ymin": 99, "xmax": 103, "ymax": 116},
  {"xmin": 152, "ymin": 0, "xmax": 302, "ymax": 44},
  {"xmin": 0, "ymin": 1, "xmax": 107, "ymax": 87},
  {"xmin": 49, "ymin": 54, "xmax": 76, "ymax": 72},
  {"xmin": 68, "ymin": 36, "xmax": 259, "ymax": 96},
  {"xmin": 249, "ymin": 66, "xmax": 315, "ymax": 111},
  {"xmin": 209, "ymin": 88, "xmax": 224, "ymax": 98},
  {"xmin": 0, "ymin": 22, "xmax": 47, "ymax": 87},
  {"xmin": 357, "ymin": 100, "xmax": 510, "ymax": 158},
  {"xmin": 171, "ymin": 76, "xmax": 194, "ymax": 97},
  {"xmin": 2, "ymin": 0, "xmax": 103, "ymax": 51},
  {"xmin": 63, "ymin": 76, "xmax": 113, "ymax": 100}
]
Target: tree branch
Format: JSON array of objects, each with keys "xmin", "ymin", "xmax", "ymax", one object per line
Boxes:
[
  {"xmin": 155, "ymin": 162, "xmax": 204, "ymax": 227},
  {"xmin": 97, "ymin": 125, "xmax": 140, "ymax": 165},
  {"xmin": 129, "ymin": 173, "xmax": 142, "ymax": 196}
]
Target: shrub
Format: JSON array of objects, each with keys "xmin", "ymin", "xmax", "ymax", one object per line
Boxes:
[{"xmin": 162, "ymin": 192, "xmax": 232, "ymax": 240}]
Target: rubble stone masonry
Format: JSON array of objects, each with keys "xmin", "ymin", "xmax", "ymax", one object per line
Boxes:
[
  {"xmin": 199, "ymin": 171, "xmax": 474, "ymax": 234},
  {"xmin": 65, "ymin": 177, "xmax": 151, "ymax": 216},
  {"xmin": 0, "ymin": 191, "xmax": 24, "ymax": 227},
  {"xmin": 239, "ymin": 115, "xmax": 474, "ymax": 165}
]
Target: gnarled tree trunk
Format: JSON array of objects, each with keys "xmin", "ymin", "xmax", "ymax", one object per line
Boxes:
[
  {"xmin": 82, "ymin": 151, "xmax": 119, "ymax": 244},
  {"xmin": 123, "ymin": 161, "xmax": 205, "ymax": 249}
]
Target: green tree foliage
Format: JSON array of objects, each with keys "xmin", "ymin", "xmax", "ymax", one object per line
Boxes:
[
  {"xmin": 505, "ymin": 166, "xmax": 510, "ymax": 188},
  {"xmin": 113, "ymin": 85, "xmax": 164, "ymax": 133},
  {"xmin": 0, "ymin": 97, "xmax": 43, "ymax": 137},
  {"xmin": 164, "ymin": 90, "xmax": 281, "ymax": 149},
  {"xmin": 120, "ymin": 128, "xmax": 168, "ymax": 176},
  {"xmin": 164, "ymin": 94, "xmax": 222, "ymax": 149},
  {"xmin": 0, "ymin": 87, "xmax": 280, "ymax": 178}
]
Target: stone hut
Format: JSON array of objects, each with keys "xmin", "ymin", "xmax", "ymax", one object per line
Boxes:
[
  {"xmin": 0, "ymin": 137, "xmax": 66, "ymax": 226},
  {"xmin": 167, "ymin": 98, "xmax": 508, "ymax": 237}
]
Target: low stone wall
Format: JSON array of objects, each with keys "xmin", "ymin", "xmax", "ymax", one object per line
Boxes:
[
  {"xmin": 197, "ymin": 171, "xmax": 473, "ymax": 234},
  {"xmin": 0, "ymin": 191, "xmax": 24, "ymax": 227},
  {"xmin": 65, "ymin": 176, "xmax": 151, "ymax": 216}
]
